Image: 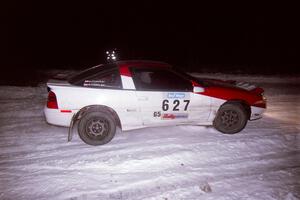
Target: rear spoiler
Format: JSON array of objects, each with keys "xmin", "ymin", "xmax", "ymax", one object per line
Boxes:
[{"xmin": 47, "ymin": 79, "xmax": 71, "ymax": 87}]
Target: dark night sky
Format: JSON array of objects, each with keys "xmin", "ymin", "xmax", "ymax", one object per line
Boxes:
[{"xmin": 1, "ymin": 1, "xmax": 300, "ymax": 77}]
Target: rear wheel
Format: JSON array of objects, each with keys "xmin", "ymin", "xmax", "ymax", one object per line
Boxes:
[
  {"xmin": 78, "ymin": 111, "xmax": 116, "ymax": 145},
  {"xmin": 213, "ymin": 103, "xmax": 248, "ymax": 134}
]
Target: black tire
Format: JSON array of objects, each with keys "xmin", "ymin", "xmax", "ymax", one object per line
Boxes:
[
  {"xmin": 78, "ymin": 111, "xmax": 116, "ymax": 145},
  {"xmin": 213, "ymin": 103, "xmax": 248, "ymax": 134}
]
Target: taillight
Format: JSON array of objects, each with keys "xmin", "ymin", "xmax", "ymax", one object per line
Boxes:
[{"xmin": 47, "ymin": 91, "xmax": 58, "ymax": 109}]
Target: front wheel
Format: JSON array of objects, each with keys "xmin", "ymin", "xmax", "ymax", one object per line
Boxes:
[
  {"xmin": 213, "ymin": 103, "xmax": 248, "ymax": 134},
  {"xmin": 78, "ymin": 111, "xmax": 116, "ymax": 145}
]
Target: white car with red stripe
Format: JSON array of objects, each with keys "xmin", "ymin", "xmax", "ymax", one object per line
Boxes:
[{"xmin": 44, "ymin": 60, "xmax": 266, "ymax": 145}]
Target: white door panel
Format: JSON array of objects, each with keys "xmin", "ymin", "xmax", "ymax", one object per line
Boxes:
[
  {"xmin": 136, "ymin": 91, "xmax": 210, "ymax": 126},
  {"xmin": 136, "ymin": 91, "xmax": 165, "ymax": 125},
  {"xmin": 136, "ymin": 91, "xmax": 211, "ymax": 125}
]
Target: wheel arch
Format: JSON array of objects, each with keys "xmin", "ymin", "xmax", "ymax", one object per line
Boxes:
[
  {"xmin": 213, "ymin": 99, "xmax": 250, "ymax": 134},
  {"xmin": 76, "ymin": 105, "xmax": 122, "ymax": 128},
  {"xmin": 221, "ymin": 99, "xmax": 251, "ymax": 120},
  {"xmin": 68, "ymin": 105, "xmax": 122, "ymax": 142}
]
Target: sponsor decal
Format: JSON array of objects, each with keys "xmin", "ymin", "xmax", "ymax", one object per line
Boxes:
[
  {"xmin": 167, "ymin": 92, "xmax": 186, "ymax": 99},
  {"xmin": 161, "ymin": 113, "xmax": 188, "ymax": 120},
  {"xmin": 83, "ymin": 80, "xmax": 105, "ymax": 87}
]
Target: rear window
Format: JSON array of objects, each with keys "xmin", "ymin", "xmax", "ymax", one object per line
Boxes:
[
  {"xmin": 68, "ymin": 64, "xmax": 122, "ymax": 89},
  {"xmin": 69, "ymin": 64, "xmax": 116, "ymax": 83}
]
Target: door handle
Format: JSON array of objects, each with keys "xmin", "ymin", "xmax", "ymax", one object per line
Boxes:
[
  {"xmin": 126, "ymin": 108, "xmax": 137, "ymax": 112},
  {"xmin": 138, "ymin": 96, "xmax": 148, "ymax": 101}
]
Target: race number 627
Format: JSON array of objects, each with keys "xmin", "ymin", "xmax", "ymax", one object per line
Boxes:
[{"xmin": 162, "ymin": 99, "xmax": 190, "ymax": 111}]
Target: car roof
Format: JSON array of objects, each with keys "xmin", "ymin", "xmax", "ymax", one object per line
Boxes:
[{"xmin": 115, "ymin": 60, "xmax": 171, "ymax": 68}]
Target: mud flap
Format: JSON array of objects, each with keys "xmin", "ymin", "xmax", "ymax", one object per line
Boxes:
[{"xmin": 68, "ymin": 113, "xmax": 79, "ymax": 142}]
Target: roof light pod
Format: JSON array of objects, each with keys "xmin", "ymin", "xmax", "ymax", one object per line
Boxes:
[{"xmin": 106, "ymin": 49, "xmax": 118, "ymax": 63}]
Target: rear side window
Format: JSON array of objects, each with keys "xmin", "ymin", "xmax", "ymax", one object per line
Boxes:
[
  {"xmin": 69, "ymin": 65, "xmax": 122, "ymax": 89},
  {"xmin": 82, "ymin": 69, "xmax": 122, "ymax": 89}
]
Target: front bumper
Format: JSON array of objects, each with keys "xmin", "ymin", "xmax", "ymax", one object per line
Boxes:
[{"xmin": 250, "ymin": 106, "xmax": 266, "ymax": 120}]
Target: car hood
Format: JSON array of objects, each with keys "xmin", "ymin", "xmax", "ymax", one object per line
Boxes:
[{"xmin": 200, "ymin": 78, "xmax": 263, "ymax": 94}]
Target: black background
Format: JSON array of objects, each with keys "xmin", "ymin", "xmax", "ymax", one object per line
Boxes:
[{"xmin": 1, "ymin": 1, "xmax": 299, "ymax": 85}]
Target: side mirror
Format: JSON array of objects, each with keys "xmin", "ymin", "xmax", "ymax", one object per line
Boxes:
[{"xmin": 193, "ymin": 86, "xmax": 205, "ymax": 93}]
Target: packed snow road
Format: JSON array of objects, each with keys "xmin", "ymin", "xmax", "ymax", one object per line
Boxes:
[{"xmin": 0, "ymin": 74, "xmax": 299, "ymax": 200}]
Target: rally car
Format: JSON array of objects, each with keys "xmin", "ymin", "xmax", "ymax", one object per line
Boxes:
[{"xmin": 44, "ymin": 60, "xmax": 266, "ymax": 145}]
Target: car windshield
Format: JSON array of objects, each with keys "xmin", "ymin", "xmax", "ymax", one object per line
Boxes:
[
  {"xmin": 68, "ymin": 64, "xmax": 117, "ymax": 84},
  {"xmin": 172, "ymin": 67, "xmax": 206, "ymax": 86}
]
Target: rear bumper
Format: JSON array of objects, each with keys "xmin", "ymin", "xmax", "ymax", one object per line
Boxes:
[
  {"xmin": 44, "ymin": 107, "xmax": 75, "ymax": 127},
  {"xmin": 250, "ymin": 106, "xmax": 266, "ymax": 120}
]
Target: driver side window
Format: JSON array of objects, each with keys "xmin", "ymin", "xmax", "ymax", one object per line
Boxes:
[{"xmin": 131, "ymin": 68, "xmax": 192, "ymax": 91}]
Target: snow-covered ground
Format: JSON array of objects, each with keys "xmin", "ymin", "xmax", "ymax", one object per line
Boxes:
[{"xmin": 0, "ymin": 73, "xmax": 300, "ymax": 200}]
